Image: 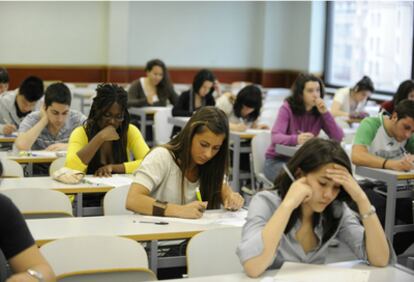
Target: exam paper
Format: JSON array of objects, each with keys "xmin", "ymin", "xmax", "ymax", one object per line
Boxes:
[
  {"xmin": 83, "ymin": 175, "xmax": 133, "ymax": 188},
  {"xmin": 271, "ymin": 262, "xmax": 370, "ymax": 282}
]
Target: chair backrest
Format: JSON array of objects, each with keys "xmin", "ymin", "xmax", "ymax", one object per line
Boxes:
[
  {"xmin": 0, "ymin": 159, "xmax": 24, "ymax": 177},
  {"xmin": 0, "ymin": 188, "xmax": 73, "ymax": 218},
  {"xmin": 251, "ymin": 131, "xmax": 273, "ymax": 188},
  {"xmin": 49, "ymin": 157, "xmax": 67, "ymax": 176},
  {"xmin": 186, "ymin": 227, "xmax": 243, "ymax": 277},
  {"xmin": 153, "ymin": 107, "xmax": 173, "ymax": 145},
  {"xmin": 40, "ymin": 236, "xmax": 154, "ymax": 281},
  {"xmin": 103, "ymin": 185, "xmax": 133, "ymax": 215},
  {"xmin": 57, "ymin": 268, "xmax": 157, "ymax": 282}
]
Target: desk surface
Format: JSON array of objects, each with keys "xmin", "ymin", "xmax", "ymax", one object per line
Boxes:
[
  {"xmin": 0, "ymin": 151, "xmax": 60, "ymax": 164},
  {"xmin": 356, "ymin": 166, "xmax": 414, "ymax": 180},
  {"xmin": 0, "ymin": 134, "xmax": 16, "ymax": 143},
  {"xmin": 27, "ymin": 214, "xmax": 230, "ymax": 246},
  {"xmin": 165, "ymin": 263, "xmax": 413, "ymax": 282},
  {"xmin": 0, "ymin": 176, "xmax": 113, "ymax": 194}
]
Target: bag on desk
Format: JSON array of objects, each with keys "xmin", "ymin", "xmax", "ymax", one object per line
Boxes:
[{"xmin": 52, "ymin": 167, "xmax": 85, "ymax": 184}]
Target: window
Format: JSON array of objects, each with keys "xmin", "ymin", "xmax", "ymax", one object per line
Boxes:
[{"xmin": 325, "ymin": 1, "xmax": 413, "ymax": 93}]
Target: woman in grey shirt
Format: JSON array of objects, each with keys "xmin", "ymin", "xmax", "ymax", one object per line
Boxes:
[{"xmin": 237, "ymin": 138, "xmax": 391, "ymax": 277}]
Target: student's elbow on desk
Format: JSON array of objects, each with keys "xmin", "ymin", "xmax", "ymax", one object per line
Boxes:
[
  {"xmin": 14, "ymin": 137, "xmax": 30, "ymax": 151},
  {"xmin": 243, "ymin": 260, "xmax": 266, "ymax": 278}
]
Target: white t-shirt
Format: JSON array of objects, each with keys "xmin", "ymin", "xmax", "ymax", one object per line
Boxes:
[
  {"xmin": 333, "ymin": 87, "xmax": 365, "ymax": 114},
  {"xmin": 132, "ymin": 147, "xmax": 199, "ymax": 204},
  {"xmin": 216, "ymin": 94, "xmax": 253, "ymax": 127}
]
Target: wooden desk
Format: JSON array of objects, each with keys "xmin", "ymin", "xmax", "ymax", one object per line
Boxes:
[
  {"xmin": 128, "ymin": 107, "xmax": 166, "ymax": 145},
  {"xmin": 27, "ymin": 212, "xmax": 237, "ymax": 274},
  {"xmin": 0, "ymin": 134, "xmax": 16, "ymax": 143},
  {"xmin": 355, "ymin": 166, "xmax": 414, "ymax": 243}
]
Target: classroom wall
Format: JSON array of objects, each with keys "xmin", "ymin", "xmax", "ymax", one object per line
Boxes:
[
  {"xmin": 0, "ymin": 1, "xmax": 326, "ymax": 87},
  {"xmin": 0, "ymin": 1, "xmax": 108, "ymax": 65}
]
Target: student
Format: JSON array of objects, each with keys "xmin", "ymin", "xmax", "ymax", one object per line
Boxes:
[
  {"xmin": 127, "ymin": 59, "xmax": 178, "ymax": 107},
  {"xmin": 15, "ymin": 83, "xmax": 86, "ymax": 151},
  {"xmin": 237, "ymin": 138, "xmax": 390, "ymax": 277},
  {"xmin": 0, "ymin": 76, "xmax": 44, "ymax": 135},
  {"xmin": 380, "ymin": 80, "xmax": 414, "ymax": 114},
  {"xmin": 0, "ymin": 67, "xmax": 9, "ymax": 95},
  {"xmin": 126, "ymin": 106, "xmax": 244, "ymax": 219},
  {"xmin": 352, "ymin": 99, "xmax": 414, "ymax": 254},
  {"xmin": 331, "ymin": 76, "xmax": 374, "ymax": 118},
  {"xmin": 216, "ymin": 85, "xmax": 268, "ymax": 132},
  {"xmin": 171, "ymin": 69, "xmax": 220, "ymax": 137},
  {"xmin": 0, "ymin": 161, "xmax": 56, "ymax": 282},
  {"xmin": 264, "ymin": 73, "xmax": 344, "ymax": 183},
  {"xmin": 65, "ymin": 83, "xmax": 149, "ymax": 176}
]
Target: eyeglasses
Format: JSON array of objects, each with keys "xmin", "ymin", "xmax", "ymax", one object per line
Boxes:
[{"xmin": 102, "ymin": 113, "xmax": 124, "ymax": 122}]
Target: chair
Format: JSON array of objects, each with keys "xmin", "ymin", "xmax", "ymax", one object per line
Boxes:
[
  {"xmin": 153, "ymin": 107, "xmax": 173, "ymax": 145},
  {"xmin": 103, "ymin": 185, "xmax": 134, "ymax": 215},
  {"xmin": 186, "ymin": 227, "xmax": 243, "ymax": 277},
  {"xmin": 0, "ymin": 159, "xmax": 24, "ymax": 177},
  {"xmin": 40, "ymin": 235, "xmax": 156, "ymax": 282},
  {"xmin": 0, "ymin": 188, "xmax": 73, "ymax": 218},
  {"xmin": 250, "ymin": 131, "xmax": 274, "ymax": 191},
  {"xmin": 49, "ymin": 157, "xmax": 67, "ymax": 176}
]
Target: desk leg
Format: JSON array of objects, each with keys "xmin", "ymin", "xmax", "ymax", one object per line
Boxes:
[
  {"xmin": 385, "ymin": 176, "xmax": 397, "ymax": 244},
  {"xmin": 231, "ymin": 135, "xmax": 241, "ymax": 192},
  {"xmin": 80, "ymin": 97, "xmax": 85, "ymax": 114},
  {"xmin": 149, "ymin": 240, "xmax": 158, "ymax": 275},
  {"xmin": 76, "ymin": 193, "xmax": 83, "ymax": 217},
  {"xmin": 140, "ymin": 112, "xmax": 147, "ymax": 141},
  {"xmin": 24, "ymin": 163, "xmax": 33, "ymax": 176}
]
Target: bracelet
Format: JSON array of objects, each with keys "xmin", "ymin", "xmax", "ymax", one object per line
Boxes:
[
  {"xmin": 382, "ymin": 159, "xmax": 388, "ymax": 169},
  {"xmin": 360, "ymin": 205, "xmax": 376, "ymax": 220},
  {"xmin": 152, "ymin": 200, "xmax": 168, "ymax": 217}
]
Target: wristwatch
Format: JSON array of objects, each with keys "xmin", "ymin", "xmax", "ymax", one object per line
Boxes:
[
  {"xmin": 360, "ymin": 205, "xmax": 376, "ymax": 220},
  {"xmin": 153, "ymin": 200, "xmax": 168, "ymax": 216},
  {"xmin": 27, "ymin": 268, "xmax": 44, "ymax": 282}
]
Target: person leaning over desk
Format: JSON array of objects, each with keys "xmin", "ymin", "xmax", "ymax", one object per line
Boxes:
[
  {"xmin": 0, "ymin": 161, "xmax": 56, "ymax": 282},
  {"xmin": 216, "ymin": 84, "xmax": 268, "ymax": 132},
  {"xmin": 351, "ymin": 99, "xmax": 414, "ymax": 255},
  {"xmin": 15, "ymin": 83, "xmax": 86, "ymax": 152},
  {"xmin": 65, "ymin": 83, "xmax": 149, "ymax": 177},
  {"xmin": 126, "ymin": 106, "xmax": 244, "ymax": 219},
  {"xmin": 237, "ymin": 139, "xmax": 391, "ymax": 278},
  {"xmin": 0, "ymin": 76, "xmax": 44, "ymax": 136}
]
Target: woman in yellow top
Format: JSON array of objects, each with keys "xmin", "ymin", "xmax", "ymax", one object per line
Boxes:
[{"xmin": 65, "ymin": 83, "xmax": 149, "ymax": 176}]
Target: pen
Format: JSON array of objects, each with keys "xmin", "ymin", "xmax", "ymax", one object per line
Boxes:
[
  {"xmin": 195, "ymin": 187, "xmax": 203, "ymax": 202},
  {"xmin": 282, "ymin": 164, "xmax": 296, "ymax": 182},
  {"xmin": 138, "ymin": 220, "xmax": 169, "ymax": 225}
]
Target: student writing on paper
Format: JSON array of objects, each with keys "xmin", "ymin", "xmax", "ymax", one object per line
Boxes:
[
  {"xmin": 65, "ymin": 84, "xmax": 149, "ymax": 176},
  {"xmin": 0, "ymin": 67, "xmax": 9, "ymax": 95},
  {"xmin": 171, "ymin": 69, "xmax": 219, "ymax": 137},
  {"xmin": 0, "ymin": 76, "xmax": 44, "ymax": 136},
  {"xmin": 237, "ymin": 139, "xmax": 390, "ymax": 278},
  {"xmin": 264, "ymin": 73, "xmax": 344, "ymax": 182},
  {"xmin": 0, "ymin": 161, "xmax": 56, "ymax": 282},
  {"xmin": 330, "ymin": 76, "xmax": 374, "ymax": 119},
  {"xmin": 126, "ymin": 107, "xmax": 244, "ymax": 219},
  {"xmin": 216, "ymin": 85, "xmax": 268, "ymax": 132},
  {"xmin": 352, "ymin": 99, "xmax": 414, "ymax": 254},
  {"xmin": 15, "ymin": 83, "xmax": 86, "ymax": 152},
  {"xmin": 380, "ymin": 80, "xmax": 414, "ymax": 114}
]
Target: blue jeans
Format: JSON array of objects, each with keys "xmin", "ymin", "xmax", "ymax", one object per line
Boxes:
[{"xmin": 264, "ymin": 157, "xmax": 287, "ymax": 183}]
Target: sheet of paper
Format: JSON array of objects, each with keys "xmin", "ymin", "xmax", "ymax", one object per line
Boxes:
[
  {"xmin": 273, "ymin": 262, "xmax": 370, "ymax": 282},
  {"xmin": 139, "ymin": 209, "xmax": 248, "ymax": 226},
  {"xmin": 83, "ymin": 175, "xmax": 133, "ymax": 188}
]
